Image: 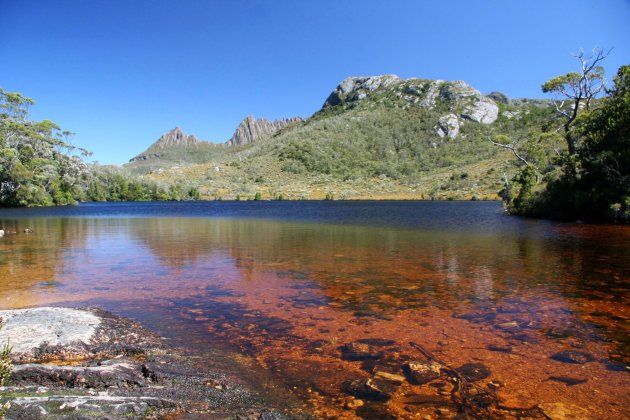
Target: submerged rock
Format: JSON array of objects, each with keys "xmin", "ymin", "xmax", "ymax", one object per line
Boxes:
[
  {"xmin": 341, "ymin": 341, "xmax": 383, "ymax": 361},
  {"xmin": 547, "ymin": 376, "xmax": 588, "ymax": 386},
  {"xmin": 344, "ymin": 377, "xmax": 397, "ymax": 401},
  {"xmin": 538, "ymin": 402, "xmax": 589, "ymax": 420},
  {"xmin": 403, "ymin": 361, "xmax": 443, "ymax": 385},
  {"xmin": 456, "ymin": 363, "xmax": 491, "ymax": 382},
  {"xmin": 374, "ymin": 370, "xmax": 405, "ymax": 384},
  {"xmin": 550, "ymin": 351, "xmax": 595, "ymax": 364}
]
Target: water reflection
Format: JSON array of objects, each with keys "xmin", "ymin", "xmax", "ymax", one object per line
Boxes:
[{"xmin": 0, "ymin": 210, "xmax": 628, "ymax": 418}]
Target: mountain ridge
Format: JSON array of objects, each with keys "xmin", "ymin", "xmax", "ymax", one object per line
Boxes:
[
  {"xmin": 125, "ymin": 73, "xmax": 556, "ymax": 200},
  {"xmin": 129, "ymin": 116, "xmax": 303, "ymax": 164}
]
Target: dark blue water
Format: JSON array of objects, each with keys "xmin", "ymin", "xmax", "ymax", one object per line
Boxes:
[{"xmin": 0, "ymin": 199, "xmax": 553, "ymax": 234}]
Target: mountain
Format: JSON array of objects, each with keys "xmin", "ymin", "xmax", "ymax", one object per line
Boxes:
[
  {"xmin": 127, "ymin": 115, "xmax": 303, "ymax": 172},
  {"xmin": 129, "ymin": 127, "xmax": 205, "ymax": 162},
  {"xmin": 226, "ymin": 115, "xmax": 303, "ymax": 146},
  {"xmin": 128, "ymin": 75, "xmax": 556, "ymax": 199}
]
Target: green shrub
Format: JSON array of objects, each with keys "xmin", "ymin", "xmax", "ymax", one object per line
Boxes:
[{"xmin": 0, "ymin": 319, "xmax": 12, "ymax": 387}]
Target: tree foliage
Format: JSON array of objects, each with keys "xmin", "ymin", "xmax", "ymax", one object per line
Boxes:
[
  {"xmin": 504, "ymin": 57, "xmax": 629, "ymax": 222},
  {"xmin": 576, "ymin": 65, "xmax": 630, "ymax": 219},
  {"xmin": 541, "ymin": 48, "xmax": 608, "ymax": 156},
  {"xmin": 0, "ymin": 87, "xmax": 88, "ymax": 206}
]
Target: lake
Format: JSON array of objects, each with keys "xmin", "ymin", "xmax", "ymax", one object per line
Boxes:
[{"xmin": 0, "ymin": 201, "xmax": 628, "ymax": 418}]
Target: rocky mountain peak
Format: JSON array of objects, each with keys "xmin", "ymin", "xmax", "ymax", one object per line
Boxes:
[
  {"xmin": 129, "ymin": 127, "xmax": 202, "ymax": 162},
  {"xmin": 153, "ymin": 127, "xmax": 199, "ymax": 149},
  {"xmin": 226, "ymin": 115, "xmax": 303, "ymax": 146}
]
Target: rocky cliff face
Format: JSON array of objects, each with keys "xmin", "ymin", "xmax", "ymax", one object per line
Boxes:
[
  {"xmin": 130, "ymin": 127, "xmax": 201, "ymax": 162},
  {"xmin": 226, "ymin": 115, "xmax": 303, "ymax": 146},
  {"xmin": 323, "ymin": 75, "xmax": 499, "ymax": 138}
]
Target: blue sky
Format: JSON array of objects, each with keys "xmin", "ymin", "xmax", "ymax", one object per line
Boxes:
[{"xmin": 1, "ymin": 0, "xmax": 629, "ymax": 165}]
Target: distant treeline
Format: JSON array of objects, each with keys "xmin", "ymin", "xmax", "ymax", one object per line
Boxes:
[{"xmin": 0, "ymin": 88, "xmax": 199, "ymax": 207}]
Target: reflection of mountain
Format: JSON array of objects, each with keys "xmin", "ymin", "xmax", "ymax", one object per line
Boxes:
[
  {"xmin": 127, "ymin": 218, "xmax": 216, "ymax": 270},
  {"xmin": 5, "ymin": 215, "xmax": 624, "ymax": 316},
  {"xmin": 125, "ymin": 216, "xmax": 623, "ymax": 313}
]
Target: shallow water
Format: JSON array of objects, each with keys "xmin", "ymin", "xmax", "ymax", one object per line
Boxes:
[{"xmin": 0, "ymin": 201, "xmax": 628, "ymax": 418}]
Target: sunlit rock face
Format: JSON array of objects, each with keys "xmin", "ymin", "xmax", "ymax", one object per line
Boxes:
[{"xmin": 226, "ymin": 115, "xmax": 303, "ymax": 146}]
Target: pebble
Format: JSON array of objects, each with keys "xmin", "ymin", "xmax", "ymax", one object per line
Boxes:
[
  {"xmin": 497, "ymin": 321, "xmax": 519, "ymax": 330},
  {"xmin": 487, "ymin": 380, "xmax": 503, "ymax": 390},
  {"xmin": 345, "ymin": 398, "xmax": 364, "ymax": 410}
]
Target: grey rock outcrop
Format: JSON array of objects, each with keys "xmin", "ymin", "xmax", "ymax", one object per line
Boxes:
[
  {"xmin": 438, "ymin": 80, "xmax": 499, "ymax": 124},
  {"xmin": 436, "ymin": 113, "xmax": 461, "ymax": 139},
  {"xmin": 226, "ymin": 115, "xmax": 303, "ymax": 146},
  {"xmin": 487, "ymin": 91, "xmax": 511, "ymax": 105},
  {"xmin": 461, "ymin": 96, "xmax": 499, "ymax": 124},
  {"xmin": 323, "ymin": 75, "xmax": 402, "ymax": 108}
]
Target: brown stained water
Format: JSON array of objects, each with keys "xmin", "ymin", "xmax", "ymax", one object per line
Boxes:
[{"xmin": 0, "ymin": 201, "xmax": 629, "ymax": 418}]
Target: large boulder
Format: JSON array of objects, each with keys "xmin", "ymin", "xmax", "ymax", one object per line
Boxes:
[
  {"xmin": 461, "ymin": 96, "xmax": 499, "ymax": 124},
  {"xmin": 436, "ymin": 113, "xmax": 461, "ymax": 138}
]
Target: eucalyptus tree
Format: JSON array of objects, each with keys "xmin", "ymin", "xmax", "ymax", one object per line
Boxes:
[{"xmin": 542, "ymin": 47, "xmax": 609, "ymax": 156}]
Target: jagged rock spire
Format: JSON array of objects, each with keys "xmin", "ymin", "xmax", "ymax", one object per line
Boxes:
[{"xmin": 226, "ymin": 116, "xmax": 303, "ymax": 146}]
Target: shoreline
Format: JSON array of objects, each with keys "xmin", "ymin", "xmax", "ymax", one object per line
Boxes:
[{"xmin": 0, "ymin": 307, "xmax": 306, "ymax": 419}]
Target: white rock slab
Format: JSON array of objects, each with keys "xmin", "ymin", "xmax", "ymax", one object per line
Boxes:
[{"xmin": 0, "ymin": 307, "xmax": 100, "ymax": 354}]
